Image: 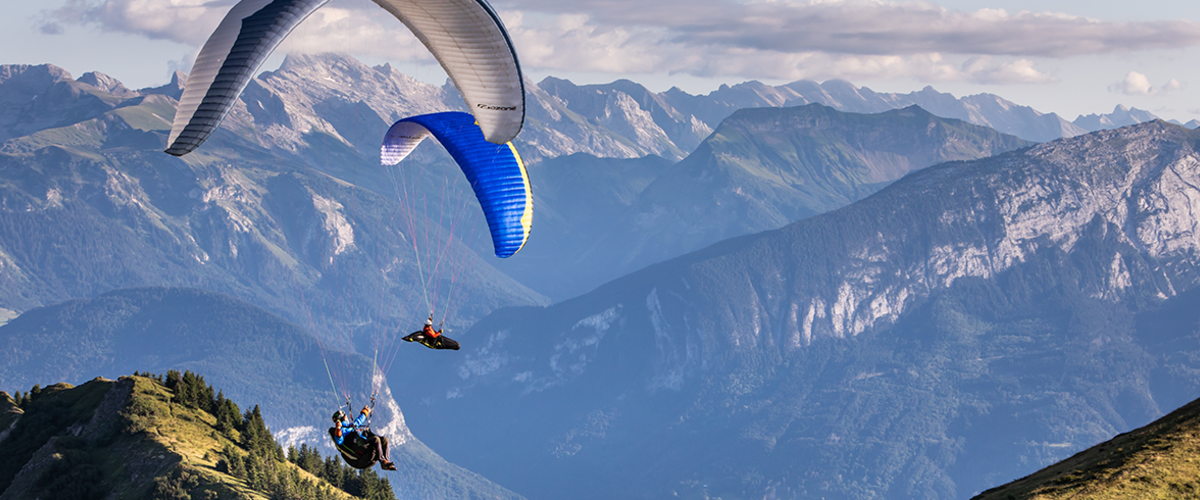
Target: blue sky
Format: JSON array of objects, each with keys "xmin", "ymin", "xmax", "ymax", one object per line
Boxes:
[{"xmin": 4, "ymin": 0, "xmax": 1199, "ymax": 123}]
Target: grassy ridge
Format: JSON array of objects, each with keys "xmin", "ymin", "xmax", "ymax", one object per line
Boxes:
[
  {"xmin": 0, "ymin": 374, "xmax": 391, "ymax": 500},
  {"xmin": 973, "ymin": 397, "xmax": 1200, "ymax": 499}
]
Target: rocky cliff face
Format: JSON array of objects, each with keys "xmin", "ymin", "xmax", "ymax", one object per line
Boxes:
[
  {"xmin": 390, "ymin": 122, "xmax": 1200, "ymax": 499},
  {"xmin": 728, "ymin": 120, "xmax": 1200, "ymax": 342}
]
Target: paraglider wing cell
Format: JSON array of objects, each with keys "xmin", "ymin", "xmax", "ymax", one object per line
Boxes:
[
  {"xmin": 166, "ymin": 0, "xmax": 330, "ymax": 156},
  {"xmin": 382, "ymin": 111, "xmax": 531, "ymax": 257}
]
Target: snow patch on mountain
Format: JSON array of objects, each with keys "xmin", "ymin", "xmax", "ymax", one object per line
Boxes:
[
  {"xmin": 549, "ymin": 306, "xmax": 620, "ymax": 379},
  {"xmin": 647, "ymin": 289, "xmax": 684, "ymax": 391},
  {"xmin": 372, "ymin": 369, "xmax": 413, "ymax": 445},
  {"xmin": 275, "ymin": 426, "xmax": 321, "ymax": 450},
  {"xmin": 459, "ymin": 329, "xmax": 513, "ymax": 381},
  {"xmin": 311, "ymin": 192, "xmax": 355, "ymax": 257}
]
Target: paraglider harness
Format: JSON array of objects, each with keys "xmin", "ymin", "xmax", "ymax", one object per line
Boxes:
[
  {"xmin": 402, "ymin": 314, "xmax": 461, "ymax": 350},
  {"xmin": 329, "ymin": 397, "xmax": 386, "ymax": 470}
]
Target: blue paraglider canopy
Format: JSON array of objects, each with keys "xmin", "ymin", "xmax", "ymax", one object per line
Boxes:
[{"xmin": 381, "ymin": 111, "xmax": 531, "ymax": 258}]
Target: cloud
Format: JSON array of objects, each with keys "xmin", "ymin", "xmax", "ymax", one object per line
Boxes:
[
  {"xmin": 41, "ymin": 0, "xmax": 1195, "ymax": 85},
  {"xmin": 505, "ymin": 12, "xmax": 1056, "ymax": 84},
  {"xmin": 1109, "ymin": 71, "xmax": 1186, "ymax": 95},
  {"xmin": 44, "ymin": 0, "xmax": 236, "ymax": 45},
  {"xmin": 1112, "ymin": 71, "xmax": 1154, "ymax": 95},
  {"xmin": 267, "ymin": 7, "xmax": 436, "ymax": 63},
  {"xmin": 504, "ymin": 0, "xmax": 1200, "ymax": 58},
  {"xmin": 43, "ymin": 1, "xmax": 445, "ymax": 64},
  {"xmin": 50, "ymin": 0, "xmax": 1200, "ymax": 57},
  {"xmin": 959, "ymin": 57, "xmax": 1057, "ymax": 84}
]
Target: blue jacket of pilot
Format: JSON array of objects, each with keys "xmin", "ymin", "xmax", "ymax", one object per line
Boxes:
[{"xmin": 333, "ymin": 407, "xmax": 370, "ymax": 445}]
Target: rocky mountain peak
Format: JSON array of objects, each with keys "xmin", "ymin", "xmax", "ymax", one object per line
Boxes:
[
  {"xmin": 138, "ymin": 70, "xmax": 187, "ymax": 99},
  {"xmin": 224, "ymin": 52, "xmax": 457, "ymax": 153},
  {"xmin": 0, "ymin": 63, "xmax": 75, "ymax": 103},
  {"xmin": 77, "ymin": 71, "xmax": 135, "ymax": 96},
  {"xmin": 276, "ymin": 52, "xmax": 381, "ymax": 87},
  {"xmin": 1073, "ymin": 104, "xmax": 1160, "ymax": 132},
  {"xmin": 0, "ymin": 63, "xmax": 131, "ymax": 143}
]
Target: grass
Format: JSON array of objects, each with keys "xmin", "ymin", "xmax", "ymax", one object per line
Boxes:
[
  {"xmin": 118, "ymin": 375, "xmax": 359, "ymax": 500},
  {"xmin": 973, "ymin": 397, "xmax": 1200, "ymax": 499}
]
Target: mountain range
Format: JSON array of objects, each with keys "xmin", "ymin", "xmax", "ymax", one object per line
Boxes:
[
  {"xmin": 178, "ymin": 53, "xmax": 1177, "ymax": 299},
  {"xmin": 0, "ymin": 53, "xmax": 1051, "ymax": 312},
  {"xmin": 0, "ymin": 54, "xmax": 1173, "ymax": 167},
  {"xmin": 4, "ymin": 52, "xmax": 1200, "ymax": 500},
  {"xmin": 501, "ymin": 103, "xmax": 1034, "ymax": 298},
  {"xmin": 538, "ymin": 77, "xmax": 1188, "ymax": 151},
  {"xmin": 0, "ymin": 60, "xmax": 549, "ymax": 337}
]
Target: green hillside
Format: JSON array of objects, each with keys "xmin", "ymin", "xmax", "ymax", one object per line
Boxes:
[
  {"xmin": 0, "ymin": 373, "xmax": 391, "ymax": 500},
  {"xmin": 973, "ymin": 396, "xmax": 1200, "ymax": 500}
]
